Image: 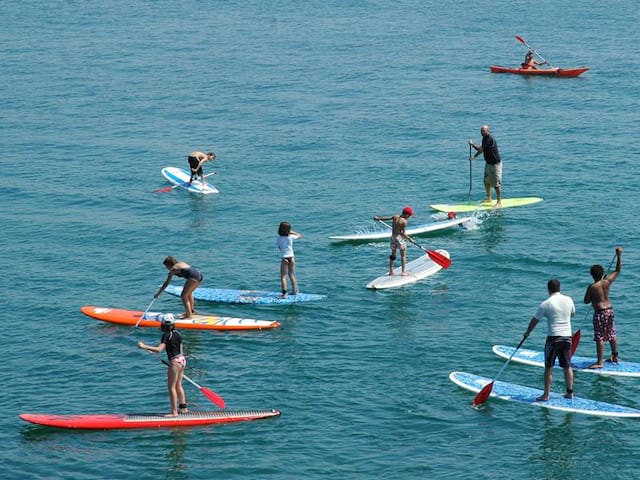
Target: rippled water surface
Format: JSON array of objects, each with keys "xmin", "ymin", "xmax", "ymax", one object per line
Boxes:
[{"xmin": 3, "ymin": 1, "xmax": 640, "ymax": 478}]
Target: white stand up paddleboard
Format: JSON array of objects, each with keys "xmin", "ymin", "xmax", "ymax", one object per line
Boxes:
[
  {"xmin": 161, "ymin": 167, "xmax": 219, "ymax": 194},
  {"xmin": 329, "ymin": 217, "xmax": 471, "ymax": 242},
  {"xmin": 366, "ymin": 249, "xmax": 449, "ymax": 290}
]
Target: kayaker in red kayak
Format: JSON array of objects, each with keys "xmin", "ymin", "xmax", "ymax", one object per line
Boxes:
[{"xmin": 521, "ymin": 49, "xmax": 547, "ymax": 70}]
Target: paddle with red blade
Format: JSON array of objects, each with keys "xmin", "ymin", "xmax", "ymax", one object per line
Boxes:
[
  {"xmin": 471, "ymin": 336, "xmax": 527, "ymax": 407},
  {"xmin": 515, "ymin": 35, "xmax": 553, "ymax": 68},
  {"xmin": 159, "ymin": 358, "xmax": 226, "ymax": 409},
  {"xmin": 571, "ymin": 252, "xmax": 618, "ymax": 355},
  {"xmin": 154, "ymin": 171, "xmax": 217, "ymax": 193},
  {"xmin": 375, "ymin": 219, "xmax": 451, "ymax": 269}
]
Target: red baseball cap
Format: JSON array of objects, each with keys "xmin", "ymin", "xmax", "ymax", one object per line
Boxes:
[{"xmin": 402, "ymin": 206, "xmax": 414, "ymax": 217}]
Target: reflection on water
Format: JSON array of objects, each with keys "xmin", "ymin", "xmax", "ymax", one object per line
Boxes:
[
  {"xmin": 164, "ymin": 429, "xmax": 189, "ymax": 480},
  {"xmin": 188, "ymin": 193, "xmax": 217, "ymax": 229},
  {"xmin": 478, "ymin": 211, "xmax": 505, "ymax": 251},
  {"xmin": 532, "ymin": 411, "xmax": 580, "ymax": 478}
]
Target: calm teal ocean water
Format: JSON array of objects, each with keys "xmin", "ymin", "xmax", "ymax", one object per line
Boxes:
[{"xmin": 3, "ymin": 1, "xmax": 640, "ymax": 478}]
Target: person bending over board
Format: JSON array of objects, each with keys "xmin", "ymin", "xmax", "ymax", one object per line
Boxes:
[
  {"xmin": 138, "ymin": 316, "xmax": 188, "ymax": 417},
  {"xmin": 523, "ymin": 279, "xmax": 576, "ymax": 401},
  {"xmin": 187, "ymin": 150, "xmax": 215, "ymax": 186},
  {"xmin": 155, "ymin": 256, "xmax": 203, "ymax": 319},
  {"xmin": 277, "ymin": 222, "xmax": 302, "ymax": 298},
  {"xmin": 584, "ymin": 246, "xmax": 623, "ymax": 368},
  {"xmin": 468, "ymin": 125, "xmax": 502, "ymax": 208},
  {"xmin": 373, "ymin": 206, "xmax": 414, "ymax": 276}
]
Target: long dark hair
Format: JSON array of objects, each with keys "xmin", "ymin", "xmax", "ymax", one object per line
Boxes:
[{"xmin": 278, "ymin": 222, "xmax": 291, "ymax": 236}]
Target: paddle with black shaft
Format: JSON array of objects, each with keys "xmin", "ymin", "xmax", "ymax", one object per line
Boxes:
[
  {"xmin": 515, "ymin": 35, "xmax": 553, "ymax": 68},
  {"xmin": 134, "ymin": 297, "xmax": 158, "ymax": 328},
  {"xmin": 158, "ymin": 357, "xmax": 226, "ymax": 409},
  {"xmin": 154, "ymin": 171, "xmax": 217, "ymax": 193},
  {"xmin": 472, "ymin": 336, "xmax": 527, "ymax": 407},
  {"xmin": 468, "ymin": 144, "xmax": 473, "ymax": 202},
  {"xmin": 571, "ymin": 252, "xmax": 618, "ymax": 355},
  {"xmin": 142, "ymin": 350, "xmax": 226, "ymax": 409},
  {"xmin": 376, "ymin": 219, "xmax": 451, "ymax": 269}
]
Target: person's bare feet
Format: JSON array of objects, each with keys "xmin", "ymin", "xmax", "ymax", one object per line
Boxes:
[
  {"xmin": 536, "ymin": 395, "xmax": 549, "ymax": 402},
  {"xmin": 587, "ymin": 362, "xmax": 604, "ymax": 369}
]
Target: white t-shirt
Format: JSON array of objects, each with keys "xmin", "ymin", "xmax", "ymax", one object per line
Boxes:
[
  {"xmin": 534, "ymin": 292, "xmax": 575, "ymax": 337},
  {"xmin": 277, "ymin": 234, "xmax": 298, "ymax": 258}
]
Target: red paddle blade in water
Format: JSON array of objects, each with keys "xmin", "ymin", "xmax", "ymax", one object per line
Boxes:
[
  {"xmin": 427, "ymin": 249, "xmax": 452, "ymax": 269},
  {"xmin": 471, "ymin": 381, "xmax": 495, "ymax": 407},
  {"xmin": 571, "ymin": 330, "xmax": 581, "ymax": 356},
  {"xmin": 201, "ymin": 386, "xmax": 226, "ymax": 409},
  {"xmin": 154, "ymin": 185, "xmax": 176, "ymax": 193}
]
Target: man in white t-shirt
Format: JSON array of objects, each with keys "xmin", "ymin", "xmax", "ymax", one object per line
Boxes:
[{"xmin": 523, "ymin": 279, "xmax": 576, "ymax": 401}]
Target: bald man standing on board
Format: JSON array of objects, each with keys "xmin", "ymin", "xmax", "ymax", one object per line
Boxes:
[{"xmin": 469, "ymin": 125, "xmax": 502, "ymax": 208}]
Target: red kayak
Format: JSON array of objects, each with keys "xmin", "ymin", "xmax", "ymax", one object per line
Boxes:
[
  {"xmin": 20, "ymin": 409, "xmax": 281, "ymax": 429},
  {"xmin": 490, "ymin": 65, "xmax": 589, "ymax": 77}
]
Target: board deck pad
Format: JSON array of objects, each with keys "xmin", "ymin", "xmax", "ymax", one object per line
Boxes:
[
  {"xmin": 493, "ymin": 345, "xmax": 640, "ymax": 377},
  {"xmin": 430, "ymin": 197, "xmax": 543, "ymax": 213},
  {"xmin": 161, "ymin": 166, "xmax": 219, "ymax": 194},
  {"xmin": 165, "ymin": 285, "xmax": 326, "ymax": 304},
  {"xmin": 20, "ymin": 409, "xmax": 281, "ymax": 429},
  {"xmin": 366, "ymin": 250, "xmax": 448, "ymax": 290},
  {"xmin": 329, "ymin": 217, "xmax": 471, "ymax": 241},
  {"xmin": 80, "ymin": 306, "xmax": 280, "ymax": 331},
  {"xmin": 449, "ymin": 371, "xmax": 640, "ymax": 417}
]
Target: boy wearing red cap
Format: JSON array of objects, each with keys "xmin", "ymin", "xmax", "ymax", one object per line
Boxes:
[{"xmin": 373, "ymin": 206, "xmax": 414, "ymax": 276}]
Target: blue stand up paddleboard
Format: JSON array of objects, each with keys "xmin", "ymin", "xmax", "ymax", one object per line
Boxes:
[
  {"xmin": 161, "ymin": 167, "xmax": 219, "ymax": 194},
  {"xmin": 165, "ymin": 285, "xmax": 326, "ymax": 305},
  {"xmin": 449, "ymin": 371, "xmax": 640, "ymax": 417},
  {"xmin": 493, "ymin": 345, "xmax": 640, "ymax": 378}
]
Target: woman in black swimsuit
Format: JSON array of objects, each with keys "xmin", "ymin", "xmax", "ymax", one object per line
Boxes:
[
  {"xmin": 138, "ymin": 316, "xmax": 188, "ymax": 416},
  {"xmin": 155, "ymin": 256, "xmax": 203, "ymax": 318}
]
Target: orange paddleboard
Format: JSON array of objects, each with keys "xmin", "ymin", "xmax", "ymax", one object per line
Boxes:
[{"xmin": 80, "ymin": 306, "xmax": 280, "ymax": 331}]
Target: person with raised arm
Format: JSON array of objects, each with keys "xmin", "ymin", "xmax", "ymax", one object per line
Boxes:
[{"xmin": 584, "ymin": 246, "xmax": 623, "ymax": 368}]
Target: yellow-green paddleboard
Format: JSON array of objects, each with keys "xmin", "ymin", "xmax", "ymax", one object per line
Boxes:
[{"xmin": 430, "ymin": 197, "xmax": 543, "ymax": 213}]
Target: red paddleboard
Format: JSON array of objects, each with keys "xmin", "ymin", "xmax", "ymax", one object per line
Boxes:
[
  {"xmin": 489, "ymin": 65, "xmax": 589, "ymax": 77},
  {"xmin": 81, "ymin": 306, "xmax": 280, "ymax": 331},
  {"xmin": 20, "ymin": 410, "xmax": 281, "ymax": 429}
]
